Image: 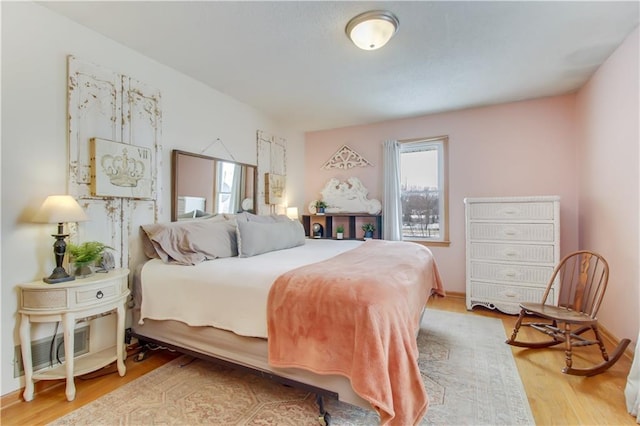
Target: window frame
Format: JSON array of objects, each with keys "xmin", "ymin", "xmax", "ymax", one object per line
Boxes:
[{"xmin": 398, "ymin": 136, "xmax": 450, "ymax": 246}]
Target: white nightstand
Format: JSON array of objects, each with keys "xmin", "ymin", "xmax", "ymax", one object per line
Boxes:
[{"xmin": 18, "ymin": 268, "xmax": 130, "ymax": 402}]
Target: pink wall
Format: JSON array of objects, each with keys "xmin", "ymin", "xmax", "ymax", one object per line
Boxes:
[
  {"xmin": 575, "ymin": 27, "xmax": 639, "ymax": 342},
  {"xmin": 306, "ymin": 95, "xmax": 580, "ymax": 295}
]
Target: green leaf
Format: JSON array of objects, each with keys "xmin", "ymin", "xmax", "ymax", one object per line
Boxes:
[{"xmin": 67, "ymin": 241, "xmax": 112, "ymax": 264}]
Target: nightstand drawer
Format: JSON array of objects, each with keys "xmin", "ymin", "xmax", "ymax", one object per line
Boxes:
[{"xmin": 74, "ymin": 283, "xmax": 118, "ymax": 306}]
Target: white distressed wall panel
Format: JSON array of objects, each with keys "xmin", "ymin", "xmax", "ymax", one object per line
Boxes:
[
  {"xmin": 68, "ymin": 58, "xmax": 122, "ymax": 189},
  {"xmin": 125, "ymin": 199, "xmax": 157, "ymax": 272},
  {"xmin": 121, "ymin": 77, "xmax": 162, "ymax": 269},
  {"xmin": 68, "ymin": 56, "xmax": 161, "ymax": 272},
  {"xmin": 257, "ymin": 130, "xmax": 286, "ymax": 214}
]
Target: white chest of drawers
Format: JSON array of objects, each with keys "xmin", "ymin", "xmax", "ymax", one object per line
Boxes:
[{"xmin": 464, "ymin": 196, "xmax": 560, "ymax": 314}]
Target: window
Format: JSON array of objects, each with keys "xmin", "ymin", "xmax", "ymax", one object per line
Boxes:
[{"xmin": 399, "ymin": 136, "xmax": 449, "ymax": 244}]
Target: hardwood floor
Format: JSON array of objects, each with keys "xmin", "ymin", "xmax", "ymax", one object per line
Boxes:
[{"xmin": 1, "ymin": 295, "xmax": 634, "ymax": 425}]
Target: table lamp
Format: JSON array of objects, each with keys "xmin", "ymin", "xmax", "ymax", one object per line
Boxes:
[
  {"xmin": 33, "ymin": 195, "xmax": 89, "ymax": 283},
  {"xmin": 286, "ymin": 207, "xmax": 299, "ymax": 220}
]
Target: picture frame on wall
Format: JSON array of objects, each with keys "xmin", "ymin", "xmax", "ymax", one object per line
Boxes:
[
  {"xmin": 265, "ymin": 173, "xmax": 285, "ymax": 205},
  {"xmin": 90, "ymin": 138, "xmax": 153, "ymax": 199}
]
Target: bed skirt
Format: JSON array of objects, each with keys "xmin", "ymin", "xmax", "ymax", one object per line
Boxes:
[{"xmin": 131, "ymin": 309, "xmax": 371, "ymax": 409}]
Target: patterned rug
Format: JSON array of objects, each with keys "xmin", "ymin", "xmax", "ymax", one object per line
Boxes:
[{"xmin": 49, "ymin": 309, "xmax": 534, "ymax": 425}]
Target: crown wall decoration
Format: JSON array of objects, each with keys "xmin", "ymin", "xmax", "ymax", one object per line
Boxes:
[
  {"xmin": 322, "ymin": 145, "xmax": 372, "ymax": 170},
  {"xmin": 90, "ymin": 138, "xmax": 152, "ymax": 199},
  {"xmin": 101, "ymin": 148, "xmax": 145, "ymax": 187}
]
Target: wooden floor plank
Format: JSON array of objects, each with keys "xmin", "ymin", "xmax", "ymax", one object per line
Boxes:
[{"xmin": 1, "ymin": 296, "xmax": 635, "ymax": 425}]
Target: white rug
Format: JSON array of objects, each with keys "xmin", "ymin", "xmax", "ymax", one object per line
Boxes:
[
  {"xmin": 50, "ymin": 309, "xmax": 534, "ymax": 425},
  {"xmin": 417, "ymin": 309, "xmax": 534, "ymax": 425}
]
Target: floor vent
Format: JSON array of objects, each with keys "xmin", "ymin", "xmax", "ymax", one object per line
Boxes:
[{"xmin": 14, "ymin": 326, "xmax": 90, "ymax": 377}]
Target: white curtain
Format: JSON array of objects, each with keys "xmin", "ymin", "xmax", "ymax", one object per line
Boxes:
[
  {"xmin": 626, "ymin": 333, "xmax": 640, "ymax": 422},
  {"xmin": 383, "ymin": 140, "xmax": 403, "ymax": 240},
  {"xmin": 229, "ymin": 164, "xmax": 243, "ymax": 213}
]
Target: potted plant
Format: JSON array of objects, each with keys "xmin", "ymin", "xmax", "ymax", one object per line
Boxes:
[
  {"xmin": 67, "ymin": 241, "xmax": 111, "ymax": 278},
  {"xmin": 336, "ymin": 225, "xmax": 345, "ymax": 240},
  {"xmin": 315, "ymin": 200, "xmax": 328, "ymax": 215},
  {"xmin": 362, "ymin": 223, "xmax": 376, "ymax": 239}
]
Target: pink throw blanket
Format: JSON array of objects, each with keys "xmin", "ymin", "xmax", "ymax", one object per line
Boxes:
[{"xmin": 267, "ymin": 240, "xmax": 445, "ymax": 425}]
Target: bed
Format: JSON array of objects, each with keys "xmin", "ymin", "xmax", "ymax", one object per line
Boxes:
[{"xmin": 131, "ymin": 212, "xmax": 444, "ymax": 425}]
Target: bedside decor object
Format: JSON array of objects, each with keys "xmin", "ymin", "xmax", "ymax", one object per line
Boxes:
[
  {"xmin": 346, "ymin": 10, "xmax": 399, "ymax": 51},
  {"xmin": 314, "ymin": 200, "xmax": 328, "ymax": 215},
  {"xmin": 336, "ymin": 225, "xmax": 345, "ymax": 240},
  {"xmin": 91, "ymin": 138, "xmax": 153, "ymax": 199},
  {"xmin": 98, "ymin": 251, "xmax": 115, "ymax": 271},
  {"xmin": 312, "ymin": 223, "xmax": 324, "ymax": 238},
  {"xmin": 309, "ymin": 177, "xmax": 381, "ymax": 214},
  {"xmin": 286, "ymin": 207, "xmax": 299, "ymax": 220},
  {"xmin": 322, "ymin": 145, "xmax": 372, "ymax": 170},
  {"xmin": 67, "ymin": 241, "xmax": 112, "ymax": 278},
  {"xmin": 362, "ymin": 223, "xmax": 376, "ymax": 239},
  {"xmin": 32, "ymin": 195, "xmax": 89, "ymax": 284}
]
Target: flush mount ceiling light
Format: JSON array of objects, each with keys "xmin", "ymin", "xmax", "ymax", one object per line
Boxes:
[{"xmin": 345, "ymin": 10, "xmax": 399, "ymax": 51}]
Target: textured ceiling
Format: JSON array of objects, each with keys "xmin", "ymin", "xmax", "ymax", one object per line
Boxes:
[{"xmin": 42, "ymin": 1, "xmax": 639, "ymax": 132}]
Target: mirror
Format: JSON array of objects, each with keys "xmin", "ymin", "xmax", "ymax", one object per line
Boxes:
[{"xmin": 171, "ymin": 150, "xmax": 257, "ymax": 221}]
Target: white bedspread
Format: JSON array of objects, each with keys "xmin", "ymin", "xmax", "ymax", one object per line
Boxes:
[{"xmin": 139, "ymin": 239, "xmax": 362, "ymax": 338}]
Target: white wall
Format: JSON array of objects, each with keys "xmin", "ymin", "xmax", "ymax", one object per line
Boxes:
[{"xmin": 1, "ymin": 1, "xmax": 305, "ymax": 396}]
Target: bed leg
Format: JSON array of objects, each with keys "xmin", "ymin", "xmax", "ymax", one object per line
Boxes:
[
  {"xmin": 316, "ymin": 394, "xmax": 331, "ymax": 426},
  {"xmin": 134, "ymin": 340, "xmax": 151, "ymax": 362}
]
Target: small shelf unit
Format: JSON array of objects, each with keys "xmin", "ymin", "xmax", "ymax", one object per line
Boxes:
[{"xmin": 302, "ymin": 213, "xmax": 382, "ymax": 240}]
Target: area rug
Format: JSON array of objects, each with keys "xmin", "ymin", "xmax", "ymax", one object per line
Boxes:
[{"xmin": 49, "ymin": 309, "xmax": 534, "ymax": 425}]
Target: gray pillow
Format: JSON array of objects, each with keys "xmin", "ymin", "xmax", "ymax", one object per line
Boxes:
[
  {"xmin": 141, "ymin": 219, "xmax": 238, "ymax": 265},
  {"xmin": 236, "ymin": 211, "xmax": 291, "ymax": 223},
  {"xmin": 236, "ymin": 219, "xmax": 305, "ymax": 257}
]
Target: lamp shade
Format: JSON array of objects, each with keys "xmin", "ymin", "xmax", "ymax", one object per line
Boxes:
[
  {"xmin": 33, "ymin": 195, "xmax": 88, "ymax": 224},
  {"xmin": 346, "ymin": 10, "xmax": 399, "ymax": 51},
  {"xmin": 286, "ymin": 207, "xmax": 299, "ymax": 220}
]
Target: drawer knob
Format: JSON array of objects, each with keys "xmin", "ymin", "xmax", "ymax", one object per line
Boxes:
[
  {"xmin": 504, "ymin": 270, "xmax": 517, "ymax": 278},
  {"xmin": 96, "ymin": 290, "xmax": 104, "ymax": 299},
  {"xmin": 504, "ymin": 291, "xmax": 518, "ymax": 298},
  {"xmin": 503, "ymin": 229, "xmax": 517, "ymax": 236},
  {"xmin": 505, "ymin": 249, "xmax": 518, "ymax": 257}
]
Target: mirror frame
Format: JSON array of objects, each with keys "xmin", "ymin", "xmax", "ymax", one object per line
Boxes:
[{"xmin": 171, "ymin": 149, "xmax": 257, "ymax": 221}]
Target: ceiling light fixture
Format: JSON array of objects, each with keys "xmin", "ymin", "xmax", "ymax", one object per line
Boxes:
[{"xmin": 345, "ymin": 10, "xmax": 399, "ymax": 51}]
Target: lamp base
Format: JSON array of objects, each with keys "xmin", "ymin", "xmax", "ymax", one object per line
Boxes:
[{"xmin": 43, "ymin": 267, "xmax": 75, "ymax": 284}]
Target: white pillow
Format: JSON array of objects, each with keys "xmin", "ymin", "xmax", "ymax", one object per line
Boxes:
[{"xmin": 236, "ymin": 219, "xmax": 305, "ymax": 257}]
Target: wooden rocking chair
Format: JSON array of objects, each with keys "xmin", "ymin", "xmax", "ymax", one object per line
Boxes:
[{"xmin": 506, "ymin": 250, "xmax": 631, "ymax": 376}]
